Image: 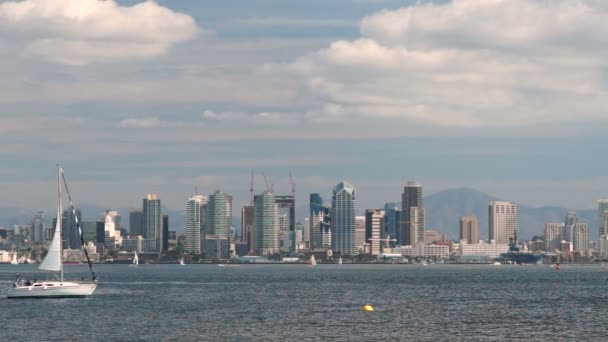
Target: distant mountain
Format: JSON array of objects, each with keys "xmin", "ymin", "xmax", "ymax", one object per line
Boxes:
[
  {"xmin": 0, "ymin": 188, "xmax": 599, "ymax": 239},
  {"xmin": 424, "ymin": 188, "xmax": 598, "ymax": 240}
]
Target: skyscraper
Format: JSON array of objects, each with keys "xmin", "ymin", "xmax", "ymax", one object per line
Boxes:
[
  {"xmin": 241, "ymin": 205, "xmax": 254, "ymax": 247},
  {"xmin": 331, "ymin": 181, "xmax": 356, "ymax": 256},
  {"xmin": 129, "ymin": 209, "xmax": 144, "ymax": 237},
  {"xmin": 563, "ymin": 210, "xmax": 577, "ymax": 243},
  {"xmin": 143, "ymin": 194, "xmax": 162, "ymax": 252},
  {"xmin": 572, "ymin": 223, "xmax": 589, "ymax": 253},
  {"xmin": 207, "ymin": 190, "xmax": 232, "ymax": 239},
  {"xmin": 488, "ymin": 201, "xmax": 518, "ymax": 244},
  {"xmin": 355, "ymin": 215, "xmax": 366, "ymax": 253},
  {"xmin": 598, "ymin": 200, "xmax": 608, "ymax": 237},
  {"xmin": 459, "ymin": 216, "xmax": 479, "ymax": 244},
  {"xmin": 162, "ymin": 214, "xmax": 169, "ymax": 252},
  {"xmin": 253, "ymin": 191, "xmax": 279, "ymax": 255},
  {"xmin": 544, "ymin": 223, "xmax": 562, "ymax": 252},
  {"xmin": 383, "ymin": 203, "xmax": 401, "ymax": 246},
  {"xmin": 309, "ymin": 193, "xmax": 331, "ymax": 250},
  {"xmin": 32, "ymin": 211, "xmax": 45, "ymax": 243},
  {"xmin": 104, "ymin": 210, "xmax": 122, "ymax": 249},
  {"xmin": 401, "ymin": 181, "xmax": 424, "ymax": 246},
  {"xmin": 186, "ymin": 195, "xmax": 207, "ymax": 254},
  {"xmin": 62, "ymin": 208, "xmax": 82, "ymax": 249},
  {"xmin": 365, "ymin": 209, "xmax": 385, "ymax": 256}
]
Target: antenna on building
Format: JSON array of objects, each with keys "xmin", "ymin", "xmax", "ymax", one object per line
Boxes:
[
  {"xmin": 262, "ymin": 173, "xmax": 273, "ymax": 193},
  {"xmin": 194, "ymin": 186, "xmax": 199, "ymax": 195},
  {"xmin": 250, "ymin": 169, "xmax": 254, "ymax": 205}
]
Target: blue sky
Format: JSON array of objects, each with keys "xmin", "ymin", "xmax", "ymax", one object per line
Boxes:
[{"xmin": 0, "ymin": 0, "xmax": 607, "ymax": 213}]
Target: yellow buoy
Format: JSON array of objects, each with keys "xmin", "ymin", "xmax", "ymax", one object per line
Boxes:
[{"xmin": 362, "ymin": 305, "xmax": 374, "ymax": 312}]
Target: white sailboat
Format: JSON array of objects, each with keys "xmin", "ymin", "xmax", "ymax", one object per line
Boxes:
[
  {"xmin": 307, "ymin": 254, "xmax": 317, "ymax": 267},
  {"xmin": 338, "ymin": 257, "xmax": 343, "ymax": 265},
  {"xmin": 129, "ymin": 252, "xmax": 139, "ymax": 267},
  {"xmin": 179, "ymin": 257, "xmax": 186, "ymax": 266},
  {"xmin": 10, "ymin": 252, "xmax": 18, "ymax": 265},
  {"xmin": 7, "ymin": 165, "xmax": 97, "ymax": 299}
]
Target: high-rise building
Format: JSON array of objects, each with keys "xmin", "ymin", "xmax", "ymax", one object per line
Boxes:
[
  {"xmin": 32, "ymin": 212, "xmax": 45, "ymax": 243},
  {"xmin": 488, "ymin": 201, "xmax": 518, "ymax": 244},
  {"xmin": 279, "ymin": 214, "xmax": 291, "ymax": 253},
  {"xmin": 185, "ymin": 195, "xmax": 207, "ymax": 254},
  {"xmin": 309, "ymin": 194, "xmax": 331, "ymax": 250},
  {"xmin": 563, "ymin": 211, "xmax": 577, "ymax": 243},
  {"xmin": 82, "ymin": 221, "xmax": 98, "ymax": 244},
  {"xmin": 162, "ymin": 214, "xmax": 169, "ymax": 252},
  {"xmin": 62, "ymin": 208, "xmax": 82, "ymax": 249},
  {"xmin": 104, "ymin": 210, "xmax": 122, "ymax": 249},
  {"xmin": 401, "ymin": 181, "xmax": 424, "ymax": 246},
  {"xmin": 129, "ymin": 210, "xmax": 144, "ymax": 237},
  {"xmin": 544, "ymin": 223, "xmax": 562, "ymax": 252},
  {"xmin": 253, "ymin": 191, "xmax": 279, "ymax": 255},
  {"xmin": 459, "ymin": 216, "xmax": 479, "ymax": 244},
  {"xmin": 383, "ymin": 203, "xmax": 401, "ymax": 247},
  {"xmin": 241, "ymin": 205, "xmax": 254, "ymax": 248},
  {"xmin": 143, "ymin": 194, "xmax": 162, "ymax": 252},
  {"xmin": 572, "ymin": 223, "xmax": 589, "ymax": 253},
  {"xmin": 207, "ymin": 190, "xmax": 232, "ymax": 239},
  {"xmin": 598, "ymin": 200, "xmax": 608, "ymax": 237},
  {"xmin": 355, "ymin": 216, "xmax": 366, "ymax": 253},
  {"xmin": 332, "ymin": 181, "xmax": 357, "ymax": 256},
  {"xmin": 365, "ymin": 209, "xmax": 385, "ymax": 256}
]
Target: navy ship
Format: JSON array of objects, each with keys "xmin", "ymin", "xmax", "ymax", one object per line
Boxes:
[{"xmin": 499, "ymin": 239, "xmax": 544, "ymax": 265}]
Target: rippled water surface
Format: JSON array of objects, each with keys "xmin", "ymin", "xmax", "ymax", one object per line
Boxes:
[{"xmin": 1, "ymin": 264, "xmax": 607, "ymax": 341}]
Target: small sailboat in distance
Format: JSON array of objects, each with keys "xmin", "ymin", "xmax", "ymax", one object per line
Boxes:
[
  {"xmin": 129, "ymin": 251, "xmax": 139, "ymax": 267},
  {"xmin": 179, "ymin": 256, "xmax": 186, "ymax": 266},
  {"xmin": 307, "ymin": 254, "xmax": 317, "ymax": 268},
  {"xmin": 7, "ymin": 165, "xmax": 97, "ymax": 298},
  {"xmin": 10, "ymin": 252, "xmax": 18, "ymax": 265},
  {"xmin": 338, "ymin": 256, "xmax": 343, "ymax": 265}
]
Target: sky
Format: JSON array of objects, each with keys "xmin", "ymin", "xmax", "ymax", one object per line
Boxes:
[{"xmin": 1, "ymin": 0, "xmax": 608, "ymax": 213}]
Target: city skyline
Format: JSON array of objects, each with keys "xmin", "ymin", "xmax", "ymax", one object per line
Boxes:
[{"xmin": 1, "ymin": 0, "xmax": 608, "ymax": 212}]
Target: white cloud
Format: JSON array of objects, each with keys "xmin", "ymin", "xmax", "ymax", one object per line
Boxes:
[
  {"xmin": 118, "ymin": 117, "xmax": 181, "ymax": 128},
  {"xmin": 284, "ymin": 0, "xmax": 608, "ymax": 127},
  {"xmin": 202, "ymin": 109, "xmax": 293, "ymax": 125},
  {"xmin": 0, "ymin": 0, "xmax": 200, "ymax": 65}
]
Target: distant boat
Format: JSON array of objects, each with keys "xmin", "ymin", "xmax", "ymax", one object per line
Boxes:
[
  {"xmin": 179, "ymin": 257, "xmax": 186, "ymax": 266},
  {"xmin": 338, "ymin": 257, "xmax": 343, "ymax": 265},
  {"xmin": 7, "ymin": 165, "xmax": 97, "ymax": 299},
  {"xmin": 307, "ymin": 255, "xmax": 317, "ymax": 267},
  {"xmin": 10, "ymin": 252, "xmax": 18, "ymax": 265},
  {"xmin": 129, "ymin": 252, "xmax": 139, "ymax": 267},
  {"xmin": 493, "ymin": 261, "xmax": 501, "ymax": 265}
]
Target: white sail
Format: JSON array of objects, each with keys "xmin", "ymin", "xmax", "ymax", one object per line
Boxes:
[
  {"xmin": 10, "ymin": 252, "xmax": 18, "ymax": 265},
  {"xmin": 310, "ymin": 255, "xmax": 317, "ymax": 266},
  {"xmin": 179, "ymin": 257, "xmax": 185, "ymax": 266},
  {"xmin": 39, "ymin": 178, "xmax": 63, "ymax": 272},
  {"xmin": 133, "ymin": 252, "xmax": 139, "ymax": 265},
  {"xmin": 338, "ymin": 257, "xmax": 342, "ymax": 265}
]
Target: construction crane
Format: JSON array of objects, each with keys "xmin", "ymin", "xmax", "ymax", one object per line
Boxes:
[
  {"xmin": 249, "ymin": 169, "xmax": 254, "ymax": 205},
  {"xmin": 262, "ymin": 173, "xmax": 273, "ymax": 193},
  {"xmin": 289, "ymin": 171, "xmax": 296, "ymax": 196}
]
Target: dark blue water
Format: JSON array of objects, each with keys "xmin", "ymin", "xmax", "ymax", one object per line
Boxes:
[{"xmin": 1, "ymin": 264, "xmax": 607, "ymax": 341}]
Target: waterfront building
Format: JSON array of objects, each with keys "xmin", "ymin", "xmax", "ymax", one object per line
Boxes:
[
  {"xmin": 279, "ymin": 214, "xmax": 291, "ymax": 253},
  {"xmin": 129, "ymin": 210, "xmax": 144, "ymax": 237},
  {"xmin": 599, "ymin": 199, "xmax": 608, "ymax": 237},
  {"xmin": 563, "ymin": 211, "xmax": 577, "ymax": 243},
  {"xmin": 204, "ymin": 235, "xmax": 231, "ymax": 260},
  {"xmin": 365, "ymin": 209, "xmax": 385, "ymax": 256},
  {"xmin": 488, "ymin": 201, "xmax": 518, "ymax": 244},
  {"xmin": 185, "ymin": 195, "xmax": 207, "ymax": 254},
  {"xmin": 424, "ymin": 230, "xmax": 445, "ymax": 245},
  {"xmin": 331, "ymin": 181, "xmax": 357, "ymax": 256},
  {"xmin": 459, "ymin": 240, "xmax": 510, "ymax": 258},
  {"xmin": 396, "ymin": 244, "xmax": 449, "ymax": 259},
  {"xmin": 598, "ymin": 235, "xmax": 608, "ymax": 258},
  {"xmin": 162, "ymin": 215, "xmax": 169, "ymax": 252},
  {"xmin": 141, "ymin": 238, "xmax": 158, "ymax": 253},
  {"xmin": 143, "ymin": 194, "xmax": 162, "ymax": 252},
  {"xmin": 207, "ymin": 190, "xmax": 232, "ymax": 239},
  {"xmin": 253, "ymin": 191, "xmax": 279, "ymax": 255},
  {"xmin": 355, "ymin": 216, "xmax": 366, "ymax": 252},
  {"xmin": 544, "ymin": 223, "xmax": 562, "ymax": 252},
  {"xmin": 122, "ymin": 236, "xmax": 143, "ymax": 253},
  {"xmin": 459, "ymin": 216, "xmax": 479, "ymax": 244},
  {"xmin": 572, "ymin": 223, "xmax": 589, "ymax": 254},
  {"xmin": 32, "ymin": 212, "xmax": 44, "ymax": 243},
  {"xmin": 401, "ymin": 181, "xmax": 425, "ymax": 246},
  {"xmin": 81, "ymin": 221, "xmax": 98, "ymax": 243}
]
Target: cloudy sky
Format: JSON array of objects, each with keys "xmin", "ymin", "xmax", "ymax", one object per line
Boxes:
[{"xmin": 1, "ymin": 0, "xmax": 607, "ymax": 213}]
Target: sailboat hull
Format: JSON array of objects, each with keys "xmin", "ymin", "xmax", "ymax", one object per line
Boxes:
[{"xmin": 6, "ymin": 281, "xmax": 97, "ymax": 299}]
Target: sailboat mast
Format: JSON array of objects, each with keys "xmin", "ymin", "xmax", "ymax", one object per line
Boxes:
[{"xmin": 58, "ymin": 164, "xmax": 64, "ymax": 282}]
